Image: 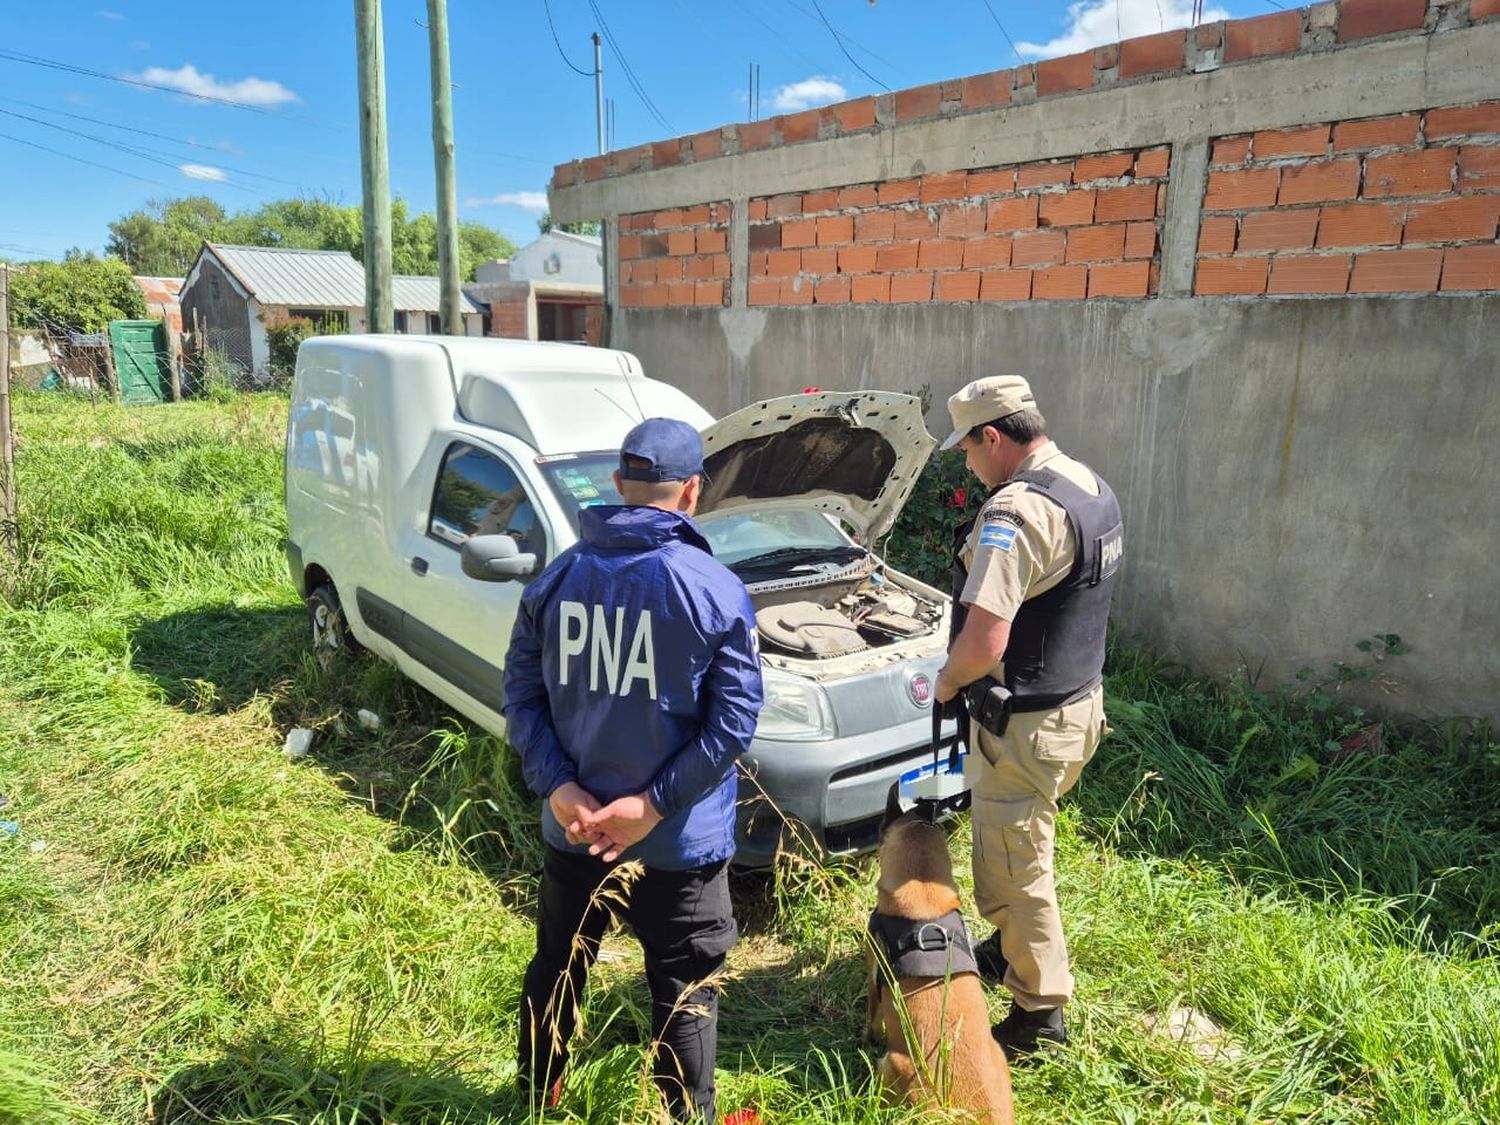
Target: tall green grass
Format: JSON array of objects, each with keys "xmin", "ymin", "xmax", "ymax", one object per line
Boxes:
[{"xmin": 1, "ymin": 389, "xmax": 1497, "ymax": 1123}]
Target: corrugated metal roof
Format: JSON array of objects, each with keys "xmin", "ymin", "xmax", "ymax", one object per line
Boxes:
[
  {"xmin": 392, "ymin": 274, "xmax": 485, "ymax": 314},
  {"xmin": 211, "ymin": 244, "xmax": 366, "ymax": 308},
  {"xmin": 208, "ymin": 245, "xmax": 481, "ymax": 314}
]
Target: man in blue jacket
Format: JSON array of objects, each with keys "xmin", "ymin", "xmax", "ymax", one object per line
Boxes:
[{"xmin": 503, "ymin": 417, "xmax": 764, "ymax": 1123}]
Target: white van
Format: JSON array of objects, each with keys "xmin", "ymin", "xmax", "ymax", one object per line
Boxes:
[{"xmin": 285, "ymin": 335, "xmax": 953, "ymax": 865}]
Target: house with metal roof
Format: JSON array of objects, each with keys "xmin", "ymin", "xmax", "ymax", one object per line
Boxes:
[{"xmin": 180, "ymin": 243, "xmax": 485, "ymax": 375}]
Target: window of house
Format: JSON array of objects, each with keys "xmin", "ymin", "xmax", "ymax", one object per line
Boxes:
[
  {"xmin": 428, "ymin": 442, "xmax": 547, "ymax": 563},
  {"xmin": 393, "ymin": 311, "xmax": 408, "ymax": 334},
  {"xmin": 427, "ymin": 312, "xmax": 442, "ymax": 335},
  {"xmin": 288, "ymin": 308, "xmax": 350, "ymax": 333}
]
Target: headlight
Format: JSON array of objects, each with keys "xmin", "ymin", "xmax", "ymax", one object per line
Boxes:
[{"xmin": 755, "ymin": 668, "xmax": 836, "ymax": 741}]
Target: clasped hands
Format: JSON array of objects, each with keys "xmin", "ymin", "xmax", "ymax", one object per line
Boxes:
[{"xmin": 549, "ymin": 781, "xmax": 662, "ymax": 863}]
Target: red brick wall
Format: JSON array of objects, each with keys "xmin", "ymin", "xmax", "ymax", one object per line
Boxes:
[
  {"xmin": 489, "ymin": 297, "xmax": 528, "ymax": 339},
  {"xmin": 745, "ymin": 149, "xmax": 1168, "ymax": 306},
  {"xmin": 618, "ymin": 203, "xmax": 732, "ymax": 308},
  {"xmin": 555, "ymin": 0, "xmax": 1499, "ymax": 190},
  {"xmin": 1196, "ymin": 101, "xmax": 1500, "ymax": 295}
]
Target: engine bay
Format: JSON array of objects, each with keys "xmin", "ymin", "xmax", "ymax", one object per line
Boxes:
[{"xmin": 753, "ymin": 572, "xmax": 945, "ymax": 659}]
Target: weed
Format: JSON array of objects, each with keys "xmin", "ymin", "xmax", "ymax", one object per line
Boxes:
[{"xmin": 0, "ymin": 389, "xmax": 1496, "ymax": 1124}]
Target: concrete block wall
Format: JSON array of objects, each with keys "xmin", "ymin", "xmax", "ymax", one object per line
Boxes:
[
  {"xmin": 1197, "ymin": 101, "xmax": 1500, "ymax": 294},
  {"xmin": 549, "ymin": 0, "xmax": 1500, "ymax": 721}
]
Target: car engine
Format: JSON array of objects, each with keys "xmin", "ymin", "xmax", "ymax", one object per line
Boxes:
[{"xmin": 754, "ymin": 574, "xmax": 944, "ymax": 658}]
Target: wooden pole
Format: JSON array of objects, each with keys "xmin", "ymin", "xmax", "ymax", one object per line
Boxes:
[
  {"xmin": 164, "ymin": 318, "xmax": 182, "ymax": 402},
  {"xmin": 426, "ymin": 0, "xmax": 462, "ymax": 336},
  {"xmin": 355, "ymin": 0, "xmax": 394, "ymax": 333},
  {"xmin": 0, "ymin": 264, "xmax": 15, "ymax": 551},
  {"xmin": 103, "ymin": 332, "xmax": 122, "ymax": 404}
]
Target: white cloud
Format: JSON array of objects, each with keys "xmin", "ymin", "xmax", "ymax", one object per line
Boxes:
[
  {"xmin": 97, "ymin": 10, "xmax": 124, "ymax": 20},
  {"xmin": 131, "ymin": 64, "xmax": 299, "ymax": 107},
  {"xmin": 179, "ymin": 163, "xmax": 227, "ymax": 182},
  {"xmin": 1016, "ymin": 0, "xmax": 1229, "ymax": 60},
  {"xmin": 770, "ymin": 76, "xmax": 847, "ymax": 113},
  {"xmin": 466, "ymin": 190, "xmax": 549, "ymax": 212}
]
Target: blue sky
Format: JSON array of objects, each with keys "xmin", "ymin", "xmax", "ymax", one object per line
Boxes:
[{"xmin": 2, "ymin": 0, "xmax": 1268, "ymax": 264}]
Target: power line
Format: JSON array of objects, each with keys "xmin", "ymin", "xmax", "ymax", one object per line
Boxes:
[
  {"xmin": 784, "ymin": 0, "xmax": 895, "ymax": 68},
  {"xmin": 976, "ymin": 0, "xmax": 1022, "ymax": 61},
  {"xmin": 542, "ymin": 0, "xmax": 594, "ymax": 76},
  {"xmin": 807, "ymin": 0, "xmax": 889, "ymax": 92},
  {"xmin": 0, "ymin": 49, "xmax": 339, "ymax": 129},
  {"xmin": 733, "ymin": 0, "xmax": 822, "ymax": 70},
  {"xmin": 0, "ymin": 99, "xmax": 293, "ymax": 186},
  {"xmin": 0, "ymin": 95, "xmax": 290, "ymax": 176},
  {"xmin": 585, "ymin": 0, "xmax": 673, "ymax": 133},
  {"xmin": 0, "ymin": 127, "xmax": 176, "ymax": 191},
  {"xmin": 0, "ymin": 106, "xmax": 268, "ymax": 195}
]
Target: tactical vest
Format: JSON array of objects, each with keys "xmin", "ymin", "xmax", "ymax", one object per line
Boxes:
[
  {"xmin": 951, "ymin": 465, "xmax": 1123, "ymax": 713},
  {"xmin": 867, "ymin": 908, "xmax": 979, "ymax": 979}
]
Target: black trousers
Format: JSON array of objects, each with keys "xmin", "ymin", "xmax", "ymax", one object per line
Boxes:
[{"xmin": 519, "ymin": 845, "xmax": 738, "ymax": 1123}]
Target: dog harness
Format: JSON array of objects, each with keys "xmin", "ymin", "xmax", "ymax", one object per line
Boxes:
[{"xmin": 867, "ymin": 908, "xmax": 980, "ymax": 980}]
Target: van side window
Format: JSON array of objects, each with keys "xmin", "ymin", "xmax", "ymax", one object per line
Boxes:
[{"xmin": 428, "ymin": 443, "xmax": 546, "ymax": 561}]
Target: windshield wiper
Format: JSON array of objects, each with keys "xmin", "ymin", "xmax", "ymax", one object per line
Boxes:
[{"xmin": 730, "ymin": 545, "xmax": 867, "ymax": 574}]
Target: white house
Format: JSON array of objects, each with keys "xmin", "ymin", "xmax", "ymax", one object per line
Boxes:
[{"xmin": 180, "ymin": 244, "xmax": 486, "ymax": 374}]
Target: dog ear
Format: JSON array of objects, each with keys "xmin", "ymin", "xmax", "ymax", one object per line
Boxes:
[{"xmin": 881, "ymin": 781, "xmax": 905, "ymax": 834}]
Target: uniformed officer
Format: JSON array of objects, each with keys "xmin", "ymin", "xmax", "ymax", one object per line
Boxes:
[
  {"xmin": 932, "ymin": 376, "xmax": 1123, "ymax": 1057},
  {"xmin": 503, "ymin": 417, "xmax": 765, "ymax": 1122}
]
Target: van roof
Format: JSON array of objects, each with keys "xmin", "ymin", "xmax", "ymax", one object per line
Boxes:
[{"xmin": 304, "ymin": 335, "xmax": 713, "ymax": 456}]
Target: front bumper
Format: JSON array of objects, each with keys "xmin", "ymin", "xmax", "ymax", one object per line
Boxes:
[{"xmin": 733, "ymin": 712, "xmax": 957, "ymax": 867}]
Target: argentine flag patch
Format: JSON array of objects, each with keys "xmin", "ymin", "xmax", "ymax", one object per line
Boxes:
[{"xmin": 978, "ymin": 522, "xmax": 1018, "ymax": 551}]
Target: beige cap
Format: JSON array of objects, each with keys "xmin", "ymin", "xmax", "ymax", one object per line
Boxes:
[{"xmin": 939, "ymin": 376, "xmax": 1038, "ymax": 450}]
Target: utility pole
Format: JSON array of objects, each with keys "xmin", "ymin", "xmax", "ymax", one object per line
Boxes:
[
  {"xmin": 593, "ymin": 32, "xmax": 605, "ymax": 155},
  {"xmin": 426, "ymin": 0, "xmax": 462, "ymax": 335},
  {"xmin": 0, "ymin": 264, "xmax": 14, "ymax": 556},
  {"xmin": 354, "ymin": 0, "xmax": 394, "ymax": 333}
]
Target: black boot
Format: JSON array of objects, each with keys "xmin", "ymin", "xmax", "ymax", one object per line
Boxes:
[
  {"xmin": 972, "ymin": 929, "xmax": 1009, "ymax": 984},
  {"xmin": 992, "ymin": 1002, "xmax": 1067, "ymax": 1060}
]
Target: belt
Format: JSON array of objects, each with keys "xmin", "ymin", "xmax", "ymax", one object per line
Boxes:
[{"xmin": 1007, "ymin": 676, "xmax": 1102, "ymax": 714}]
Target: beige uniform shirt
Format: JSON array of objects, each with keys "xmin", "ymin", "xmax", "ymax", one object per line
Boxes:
[{"xmin": 959, "ymin": 441, "xmax": 1101, "ymax": 680}]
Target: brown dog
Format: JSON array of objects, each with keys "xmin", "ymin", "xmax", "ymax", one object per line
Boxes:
[{"xmin": 865, "ymin": 807, "xmax": 1014, "ymax": 1124}]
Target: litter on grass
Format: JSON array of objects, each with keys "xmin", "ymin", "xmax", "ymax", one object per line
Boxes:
[{"xmin": 283, "ymin": 728, "xmax": 314, "ymax": 759}]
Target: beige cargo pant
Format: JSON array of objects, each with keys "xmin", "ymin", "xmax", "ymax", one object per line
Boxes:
[{"xmin": 970, "ymin": 687, "xmax": 1109, "ymax": 1012}]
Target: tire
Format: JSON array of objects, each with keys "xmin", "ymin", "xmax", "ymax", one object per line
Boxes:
[{"xmin": 307, "ymin": 583, "xmax": 362, "ymax": 669}]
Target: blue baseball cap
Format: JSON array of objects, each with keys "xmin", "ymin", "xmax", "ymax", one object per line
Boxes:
[{"xmin": 619, "ymin": 417, "xmax": 708, "ymax": 483}]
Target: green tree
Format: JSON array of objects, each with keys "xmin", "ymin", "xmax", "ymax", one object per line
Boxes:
[
  {"xmin": 458, "ymin": 221, "xmax": 515, "ymax": 280},
  {"xmin": 104, "ymin": 195, "xmax": 516, "ymax": 283},
  {"xmin": 7, "ymin": 254, "xmax": 147, "ymax": 333},
  {"xmin": 538, "ymin": 212, "xmax": 602, "ymax": 237},
  {"xmin": 106, "ymin": 196, "xmax": 229, "ymax": 276}
]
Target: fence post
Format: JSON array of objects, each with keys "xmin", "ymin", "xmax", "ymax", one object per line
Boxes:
[
  {"xmin": 164, "ymin": 318, "xmax": 182, "ymax": 402},
  {"xmin": 103, "ymin": 329, "xmax": 122, "ymax": 404}
]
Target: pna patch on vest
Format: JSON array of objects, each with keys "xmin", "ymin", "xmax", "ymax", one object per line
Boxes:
[{"xmin": 978, "ymin": 522, "xmax": 1018, "ymax": 551}]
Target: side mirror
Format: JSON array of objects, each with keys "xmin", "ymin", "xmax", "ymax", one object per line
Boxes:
[{"xmin": 461, "ymin": 534, "xmax": 538, "ymax": 582}]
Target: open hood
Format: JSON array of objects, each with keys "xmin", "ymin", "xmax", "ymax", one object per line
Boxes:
[{"xmin": 696, "ymin": 390, "xmax": 935, "ymax": 541}]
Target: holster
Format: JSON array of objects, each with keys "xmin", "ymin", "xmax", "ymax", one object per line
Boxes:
[{"xmin": 963, "ymin": 676, "xmax": 1013, "ymax": 738}]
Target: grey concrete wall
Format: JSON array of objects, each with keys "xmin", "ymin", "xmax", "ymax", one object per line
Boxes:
[
  {"xmin": 613, "ymin": 295, "xmax": 1500, "ymax": 721},
  {"xmin": 551, "ymin": 11, "xmax": 1500, "ymax": 721}
]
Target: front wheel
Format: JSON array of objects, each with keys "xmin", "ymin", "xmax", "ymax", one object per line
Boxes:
[{"xmin": 307, "ymin": 583, "xmax": 362, "ymax": 669}]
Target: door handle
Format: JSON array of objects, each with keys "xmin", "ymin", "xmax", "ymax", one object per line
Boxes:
[{"xmin": 410, "ymin": 556, "xmax": 429, "ymax": 576}]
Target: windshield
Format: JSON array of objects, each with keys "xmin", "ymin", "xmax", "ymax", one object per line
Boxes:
[{"xmin": 537, "ymin": 451, "xmax": 856, "ymax": 568}]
